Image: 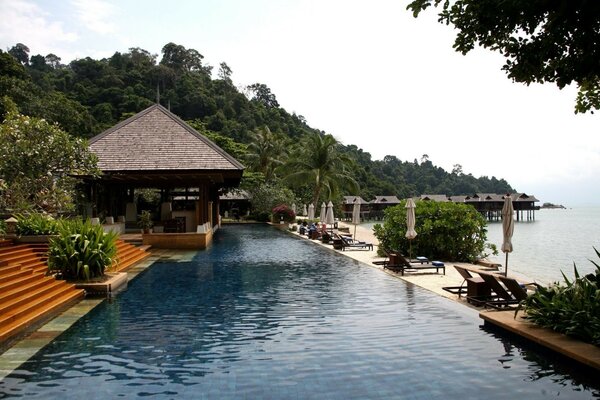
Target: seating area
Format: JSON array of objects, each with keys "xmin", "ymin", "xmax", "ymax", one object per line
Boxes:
[{"xmin": 443, "ymin": 265, "xmax": 537, "ymax": 309}]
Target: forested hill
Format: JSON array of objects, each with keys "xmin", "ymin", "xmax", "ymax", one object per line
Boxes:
[{"xmin": 0, "ymin": 42, "xmax": 513, "ymax": 200}]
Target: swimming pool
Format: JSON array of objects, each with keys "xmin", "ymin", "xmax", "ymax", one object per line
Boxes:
[{"xmin": 1, "ymin": 225, "xmax": 598, "ymax": 399}]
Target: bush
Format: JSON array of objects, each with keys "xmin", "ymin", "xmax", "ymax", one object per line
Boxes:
[
  {"xmin": 373, "ymin": 200, "xmax": 491, "ymax": 262},
  {"xmin": 48, "ymin": 218, "xmax": 118, "ymax": 281},
  {"xmin": 15, "ymin": 213, "xmax": 59, "ymax": 235},
  {"xmin": 520, "ymin": 249, "xmax": 600, "ymax": 346},
  {"xmin": 0, "ymin": 219, "xmax": 5, "ymax": 235},
  {"xmin": 272, "ymin": 204, "xmax": 296, "ymax": 223}
]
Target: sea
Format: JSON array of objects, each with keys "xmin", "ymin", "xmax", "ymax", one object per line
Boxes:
[{"xmin": 364, "ymin": 207, "xmax": 600, "ymax": 284}]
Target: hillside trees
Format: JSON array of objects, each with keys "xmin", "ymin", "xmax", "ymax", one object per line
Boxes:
[{"xmin": 1, "ymin": 42, "xmax": 516, "ymax": 204}]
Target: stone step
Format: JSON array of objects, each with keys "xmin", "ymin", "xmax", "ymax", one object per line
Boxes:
[
  {"xmin": 0, "ymin": 289, "xmax": 84, "ymax": 344},
  {"xmin": 0, "ymin": 282, "xmax": 82, "ymax": 330},
  {"xmin": 0, "ymin": 280, "xmax": 68, "ymax": 316},
  {"xmin": 0, "ymin": 276, "xmax": 57, "ymax": 304}
]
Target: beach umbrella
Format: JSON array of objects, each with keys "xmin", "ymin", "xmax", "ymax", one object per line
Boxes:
[
  {"xmin": 352, "ymin": 198, "xmax": 361, "ymax": 239},
  {"xmin": 320, "ymin": 202, "xmax": 327, "ymax": 223},
  {"xmin": 308, "ymin": 203, "xmax": 315, "ymax": 220},
  {"xmin": 326, "ymin": 201, "xmax": 335, "ymax": 231},
  {"xmin": 302, "ymin": 204, "xmax": 308, "ymax": 216},
  {"xmin": 501, "ymin": 195, "xmax": 515, "ymax": 276},
  {"xmin": 291, "ymin": 203, "xmax": 297, "ymax": 215},
  {"xmin": 405, "ymin": 198, "xmax": 417, "ymax": 261}
]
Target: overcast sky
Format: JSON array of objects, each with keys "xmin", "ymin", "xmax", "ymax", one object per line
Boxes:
[{"xmin": 1, "ymin": 0, "xmax": 599, "ymax": 206}]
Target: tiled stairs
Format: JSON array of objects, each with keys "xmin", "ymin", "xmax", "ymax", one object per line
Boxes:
[
  {"xmin": 113, "ymin": 240, "xmax": 152, "ymax": 272},
  {"xmin": 0, "ymin": 238, "xmax": 151, "ymax": 347}
]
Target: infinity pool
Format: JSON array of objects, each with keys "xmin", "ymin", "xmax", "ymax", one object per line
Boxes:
[{"xmin": 1, "ymin": 225, "xmax": 598, "ymax": 399}]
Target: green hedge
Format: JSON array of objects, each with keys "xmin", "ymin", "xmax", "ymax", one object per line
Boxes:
[
  {"xmin": 373, "ymin": 200, "xmax": 492, "ymax": 262},
  {"xmin": 15, "ymin": 213, "xmax": 59, "ymax": 235}
]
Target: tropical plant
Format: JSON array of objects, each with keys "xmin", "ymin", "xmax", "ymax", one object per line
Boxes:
[
  {"xmin": 271, "ymin": 204, "xmax": 296, "ymax": 223},
  {"xmin": 520, "ymin": 249, "xmax": 600, "ymax": 346},
  {"xmin": 0, "ymin": 219, "xmax": 6, "ymax": 235},
  {"xmin": 47, "ymin": 218, "xmax": 118, "ymax": 281},
  {"xmin": 15, "ymin": 213, "xmax": 59, "ymax": 236},
  {"xmin": 0, "ymin": 100, "xmax": 98, "ymax": 215},
  {"xmin": 245, "ymin": 125, "xmax": 287, "ymax": 181},
  {"xmin": 373, "ymin": 200, "xmax": 491, "ymax": 262},
  {"xmin": 138, "ymin": 210, "xmax": 154, "ymax": 232},
  {"xmin": 284, "ymin": 132, "xmax": 359, "ymax": 205},
  {"xmin": 245, "ymin": 182, "xmax": 296, "ymax": 220}
]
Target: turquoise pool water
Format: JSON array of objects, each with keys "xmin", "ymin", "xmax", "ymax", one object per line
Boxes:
[{"xmin": 1, "ymin": 225, "xmax": 598, "ymax": 399}]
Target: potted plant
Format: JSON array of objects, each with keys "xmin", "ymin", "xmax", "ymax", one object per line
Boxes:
[{"xmin": 138, "ymin": 210, "xmax": 153, "ymax": 233}]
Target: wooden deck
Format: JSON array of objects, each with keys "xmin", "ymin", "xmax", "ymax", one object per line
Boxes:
[{"xmin": 480, "ymin": 310, "xmax": 600, "ymax": 371}]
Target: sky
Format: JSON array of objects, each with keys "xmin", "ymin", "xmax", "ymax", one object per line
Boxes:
[{"xmin": 1, "ymin": 0, "xmax": 599, "ymax": 206}]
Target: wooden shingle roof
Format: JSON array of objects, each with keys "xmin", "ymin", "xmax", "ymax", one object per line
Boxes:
[
  {"xmin": 371, "ymin": 196, "xmax": 401, "ymax": 204},
  {"xmin": 89, "ymin": 104, "xmax": 244, "ymax": 172}
]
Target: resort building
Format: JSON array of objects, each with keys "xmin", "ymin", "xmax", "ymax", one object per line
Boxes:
[{"xmin": 82, "ymin": 104, "xmax": 244, "ymax": 248}]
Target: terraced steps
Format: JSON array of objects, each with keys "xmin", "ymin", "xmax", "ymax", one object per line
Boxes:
[
  {"xmin": 0, "ymin": 241, "xmax": 85, "ymax": 347},
  {"xmin": 113, "ymin": 240, "xmax": 151, "ymax": 272},
  {"xmin": 0, "ymin": 237, "xmax": 150, "ymax": 347}
]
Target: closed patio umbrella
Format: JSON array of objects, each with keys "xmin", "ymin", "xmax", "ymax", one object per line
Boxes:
[
  {"xmin": 308, "ymin": 203, "xmax": 315, "ymax": 220},
  {"xmin": 302, "ymin": 204, "xmax": 308, "ymax": 216},
  {"xmin": 352, "ymin": 198, "xmax": 361, "ymax": 239},
  {"xmin": 501, "ymin": 195, "xmax": 515, "ymax": 276},
  {"xmin": 291, "ymin": 203, "xmax": 297, "ymax": 215},
  {"xmin": 320, "ymin": 202, "xmax": 327, "ymax": 223},
  {"xmin": 326, "ymin": 201, "xmax": 335, "ymax": 231},
  {"xmin": 405, "ymin": 198, "xmax": 417, "ymax": 261}
]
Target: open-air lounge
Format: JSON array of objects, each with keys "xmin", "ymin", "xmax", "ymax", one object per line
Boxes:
[{"xmin": 82, "ymin": 104, "xmax": 244, "ymax": 249}]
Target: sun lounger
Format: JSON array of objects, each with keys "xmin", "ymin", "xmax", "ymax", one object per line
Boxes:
[
  {"xmin": 466, "ymin": 272, "xmax": 521, "ymax": 308},
  {"xmin": 442, "ymin": 265, "xmax": 484, "ymax": 297},
  {"xmin": 384, "ymin": 254, "xmax": 445, "ymax": 276},
  {"xmin": 336, "ymin": 234, "xmax": 373, "ymax": 251},
  {"xmin": 497, "ymin": 275, "xmax": 539, "ymax": 302}
]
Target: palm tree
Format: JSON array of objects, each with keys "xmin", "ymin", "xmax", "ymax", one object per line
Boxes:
[
  {"xmin": 284, "ymin": 132, "xmax": 359, "ymax": 205},
  {"xmin": 245, "ymin": 126, "xmax": 286, "ymax": 182}
]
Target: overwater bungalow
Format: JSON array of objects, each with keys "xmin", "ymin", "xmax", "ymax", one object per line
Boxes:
[{"xmin": 421, "ymin": 193, "xmax": 540, "ymax": 221}]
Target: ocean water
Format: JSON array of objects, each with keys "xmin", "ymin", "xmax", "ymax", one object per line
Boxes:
[
  {"xmin": 365, "ymin": 207, "xmax": 600, "ymax": 284},
  {"xmin": 486, "ymin": 207, "xmax": 600, "ymax": 283}
]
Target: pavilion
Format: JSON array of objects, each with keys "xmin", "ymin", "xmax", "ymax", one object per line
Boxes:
[{"xmin": 82, "ymin": 104, "xmax": 244, "ymax": 248}]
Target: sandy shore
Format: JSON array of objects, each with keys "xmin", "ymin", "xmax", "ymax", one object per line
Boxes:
[{"xmin": 292, "ymin": 221, "xmax": 535, "ymax": 309}]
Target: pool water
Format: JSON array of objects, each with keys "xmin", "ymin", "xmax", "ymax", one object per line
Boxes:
[{"xmin": 1, "ymin": 225, "xmax": 599, "ymax": 399}]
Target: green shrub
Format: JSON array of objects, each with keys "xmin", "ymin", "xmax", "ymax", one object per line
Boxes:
[
  {"xmin": 520, "ymin": 249, "xmax": 600, "ymax": 346},
  {"xmin": 48, "ymin": 219, "xmax": 118, "ymax": 281},
  {"xmin": 373, "ymin": 200, "xmax": 491, "ymax": 262},
  {"xmin": 15, "ymin": 213, "xmax": 59, "ymax": 235},
  {"xmin": 0, "ymin": 219, "xmax": 5, "ymax": 235}
]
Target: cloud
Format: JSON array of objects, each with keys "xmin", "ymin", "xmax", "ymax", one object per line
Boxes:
[
  {"xmin": 71, "ymin": 0, "xmax": 117, "ymax": 35},
  {"xmin": 0, "ymin": 0, "xmax": 77, "ymax": 54}
]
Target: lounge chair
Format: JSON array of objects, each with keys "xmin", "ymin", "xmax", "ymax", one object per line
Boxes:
[
  {"xmin": 467, "ymin": 272, "xmax": 520, "ymax": 308},
  {"xmin": 498, "ymin": 276, "xmax": 539, "ymax": 302},
  {"xmin": 384, "ymin": 254, "xmax": 445, "ymax": 276},
  {"xmin": 442, "ymin": 265, "xmax": 484, "ymax": 297},
  {"xmin": 336, "ymin": 234, "xmax": 373, "ymax": 251}
]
